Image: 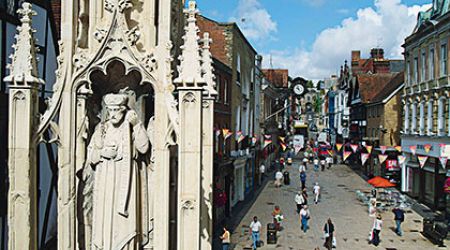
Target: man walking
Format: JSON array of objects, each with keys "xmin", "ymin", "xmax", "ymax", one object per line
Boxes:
[
  {"xmin": 259, "ymin": 164, "xmax": 265, "ymax": 182},
  {"xmin": 320, "ymin": 158, "xmax": 326, "ymax": 171},
  {"xmin": 299, "ymin": 205, "xmax": 310, "ymax": 233},
  {"xmin": 313, "ymin": 158, "xmax": 319, "ymax": 172},
  {"xmin": 326, "ymin": 155, "xmax": 333, "ymax": 169},
  {"xmin": 313, "ymin": 182, "xmax": 321, "ymax": 204},
  {"xmin": 295, "ymin": 191, "xmax": 305, "ymax": 214},
  {"xmin": 300, "ymin": 171, "xmax": 307, "ymax": 190},
  {"xmin": 392, "ymin": 206, "xmax": 405, "ymax": 236},
  {"xmin": 250, "ymin": 216, "xmax": 262, "ymax": 249}
]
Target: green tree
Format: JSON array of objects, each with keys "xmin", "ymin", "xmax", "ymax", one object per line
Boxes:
[
  {"xmin": 312, "ymin": 93, "xmax": 323, "ymax": 113},
  {"xmin": 306, "ymin": 80, "xmax": 314, "ymax": 89}
]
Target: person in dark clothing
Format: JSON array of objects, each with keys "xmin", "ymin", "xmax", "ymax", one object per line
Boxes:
[
  {"xmin": 323, "ymin": 218, "xmax": 335, "ymax": 250},
  {"xmin": 392, "ymin": 207, "xmax": 405, "ymax": 236},
  {"xmin": 300, "ymin": 171, "xmax": 306, "ymax": 190}
]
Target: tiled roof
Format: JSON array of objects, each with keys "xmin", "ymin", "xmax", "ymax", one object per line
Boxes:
[
  {"xmin": 370, "ymin": 72, "xmax": 404, "ymax": 104},
  {"xmin": 356, "ymin": 73, "xmax": 396, "ymax": 103},
  {"xmin": 262, "ymin": 69, "xmax": 289, "ymax": 88}
]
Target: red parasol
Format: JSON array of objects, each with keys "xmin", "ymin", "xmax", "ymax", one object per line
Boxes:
[{"xmin": 367, "ymin": 176, "xmax": 396, "ymax": 188}]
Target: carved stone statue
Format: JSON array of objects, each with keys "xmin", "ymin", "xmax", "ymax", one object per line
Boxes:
[{"xmin": 86, "ymin": 91, "xmax": 152, "ymax": 249}]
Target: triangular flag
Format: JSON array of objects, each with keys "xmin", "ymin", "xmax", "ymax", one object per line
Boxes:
[
  {"xmin": 365, "ymin": 145, "xmax": 373, "ymax": 154},
  {"xmin": 238, "ymin": 134, "xmax": 245, "ymax": 144},
  {"xmin": 222, "ymin": 128, "xmax": 229, "ymax": 137},
  {"xmin": 224, "ymin": 130, "xmax": 233, "ymax": 140},
  {"xmin": 264, "ymin": 134, "xmax": 272, "ymax": 140},
  {"xmin": 343, "ymin": 151, "xmax": 352, "ymax": 161},
  {"xmin": 327, "ymin": 150, "xmax": 334, "ymax": 156},
  {"xmin": 279, "ymin": 136, "xmax": 285, "ymax": 143},
  {"xmin": 409, "ymin": 145, "xmax": 417, "ymax": 155},
  {"xmin": 424, "ymin": 144, "xmax": 432, "ymax": 154},
  {"xmin": 439, "ymin": 157, "xmax": 448, "ymax": 170},
  {"xmin": 394, "ymin": 146, "xmax": 402, "ymax": 152},
  {"xmin": 378, "ymin": 154, "xmax": 388, "ymax": 164},
  {"xmin": 350, "ymin": 144, "xmax": 358, "ymax": 153},
  {"xmin": 280, "ymin": 142, "xmax": 287, "ymax": 151},
  {"xmin": 398, "ymin": 155, "xmax": 406, "ymax": 165},
  {"xmin": 264, "ymin": 139, "xmax": 272, "ymax": 148},
  {"xmin": 294, "ymin": 145, "xmax": 302, "ymax": 155},
  {"xmin": 336, "ymin": 143, "xmax": 343, "ymax": 152},
  {"xmin": 361, "ymin": 153, "xmax": 370, "ymax": 165},
  {"xmin": 251, "ymin": 136, "xmax": 257, "ymax": 145},
  {"xmin": 418, "ymin": 155, "xmax": 428, "ymax": 168},
  {"xmin": 380, "ymin": 146, "xmax": 387, "ymax": 154}
]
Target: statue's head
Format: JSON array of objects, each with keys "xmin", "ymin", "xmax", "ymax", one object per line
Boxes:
[{"xmin": 104, "ymin": 93, "xmax": 128, "ymax": 125}]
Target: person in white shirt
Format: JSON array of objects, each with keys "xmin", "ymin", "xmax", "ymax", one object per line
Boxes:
[
  {"xmin": 249, "ymin": 216, "xmax": 262, "ymax": 249},
  {"xmin": 313, "ymin": 182, "xmax": 321, "ymax": 204},
  {"xmin": 299, "ymin": 205, "xmax": 310, "ymax": 232},
  {"xmin": 302, "ymin": 158, "xmax": 309, "ymax": 165},
  {"xmin": 275, "ymin": 171, "xmax": 283, "ymax": 187},
  {"xmin": 320, "ymin": 159, "xmax": 326, "ymax": 171},
  {"xmin": 299, "ymin": 163, "xmax": 306, "ymax": 173},
  {"xmin": 326, "ymin": 156, "xmax": 333, "ymax": 169},
  {"xmin": 295, "ymin": 191, "xmax": 305, "ymax": 213},
  {"xmin": 313, "ymin": 158, "xmax": 319, "ymax": 171},
  {"xmin": 370, "ymin": 214, "xmax": 382, "ymax": 246},
  {"xmin": 259, "ymin": 164, "xmax": 265, "ymax": 182}
]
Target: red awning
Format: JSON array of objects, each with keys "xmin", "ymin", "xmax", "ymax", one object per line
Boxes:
[{"xmin": 367, "ymin": 176, "xmax": 396, "ymax": 188}]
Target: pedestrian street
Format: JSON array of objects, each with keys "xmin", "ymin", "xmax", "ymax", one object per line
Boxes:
[{"xmin": 230, "ymin": 160, "xmax": 446, "ymax": 249}]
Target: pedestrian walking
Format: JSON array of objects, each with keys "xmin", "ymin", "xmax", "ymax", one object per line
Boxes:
[
  {"xmin": 275, "ymin": 170, "xmax": 283, "ymax": 187},
  {"xmin": 326, "ymin": 155, "xmax": 333, "ymax": 169},
  {"xmin": 295, "ymin": 191, "xmax": 305, "ymax": 213},
  {"xmin": 320, "ymin": 158, "xmax": 326, "ymax": 171},
  {"xmin": 313, "ymin": 182, "xmax": 321, "ymax": 204},
  {"xmin": 323, "ymin": 218, "xmax": 335, "ymax": 250},
  {"xmin": 259, "ymin": 164, "xmax": 265, "ymax": 182},
  {"xmin": 392, "ymin": 206, "xmax": 405, "ymax": 236},
  {"xmin": 313, "ymin": 158, "xmax": 319, "ymax": 171},
  {"xmin": 302, "ymin": 157, "xmax": 309, "ymax": 166},
  {"xmin": 300, "ymin": 171, "xmax": 307, "ymax": 190},
  {"xmin": 299, "ymin": 205, "xmax": 310, "ymax": 233},
  {"xmin": 220, "ymin": 226, "xmax": 231, "ymax": 250},
  {"xmin": 369, "ymin": 214, "xmax": 383, "ymax": 246},
  {"xmin": 250, "ymin": 216, "xmax": 262, "ymax": 249},
  {"xmin": 272, "ymin": 205, "xmax": 284, "ymax": 231}
]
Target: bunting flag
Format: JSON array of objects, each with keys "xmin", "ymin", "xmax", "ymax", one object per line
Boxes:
[
  {"xmin": 365, "ymin": 145, "xmax": 373, "ymax": 154},
  {"xmin": 378, "ymin": 154, "xmax": 388, "ymax": 164},
  {"xmin": 336, "ymin": 143, "xmax": 343, "ymax": 152},
  {"xmin": 439, "ymin": 144, "xmax": 447, "ymax": 155},
  {"xmin": 418, "ymin": 155, "xmax": 428, "ymax": 168},
  {"xmin": 222, "ymin": 128, "xmax": 233, "ymax": 140},
  {"xmin": 264, "ymin": 134, "xmax": 272, "ymax": 140},
  {"xmin": 394, "ymin": 146, "xmax": 402, "ymax": 152},
  {"xmin": 343, "ymin": 151, "xmax": 352, "ymax": 161},
  {"xmin": 238, "ymin": 134, "xmax": 246, "ymax": 144},
  {"xmin": 327, "ymin": 150, "xmax": 334, "ymax": 156},
  {"xmin": 361, "ymin": 153, "xmax": 370, "ymax": 165},
  {"xmin": 380, "ymin": 146, "xmax": 388, "ymax": 154},
  {"xmin": 294, "ymin": 145, "xmax": 302, "ymax": 155},
  {"xmin": 424, "ymin": 144, "xmax": 432, "ymax": 154},
  {"xmin": 279, "ymin": 136, "xmax": 285, "ymax": 143},
  {"xmin": 280, "ymin": 142, "xmax": 287, "ymax": 151},
  {"xmin": 398, "ymin": 155, "xmax": 406, "ymax": 165},
  {"xmin": 350, "ymin": 144, "xmax": 358, "ymax": 153},
  {"xmin": 264, "ymin": 139, "xmax": 272, "ymax": 148},
  {"xmin": 409, "ymin": 145, "xmax": 417, "ymax": 155},
  {"xmin": 439, "ymin": 157, "xmax": 448, "ymax": 170}
]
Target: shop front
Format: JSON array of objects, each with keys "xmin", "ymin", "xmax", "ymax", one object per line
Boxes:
[
  {"xmin": 401, "ymin": 137, "xmax": 449, "ymax": 210},
  {"xmin": 231, "ymin": 157, "xmax": 246, "ymax": 208}
]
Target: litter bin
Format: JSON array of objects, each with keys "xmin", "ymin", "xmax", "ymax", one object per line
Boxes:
[
  {"xmin": 423, "ymin": 217, "xmax": 434, "ymax": 233},
  {"xmin": 283, "ymin": 171, "xmax": 290, "ymax": 185},
  {"xmin": 267, "ymin": 223, "xmax": 277, "ymax": 244}
]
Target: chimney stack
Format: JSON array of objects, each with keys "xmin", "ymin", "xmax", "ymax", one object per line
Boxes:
[{"xmin": 370, "ymin": 48, "xmax": 384, "ymax": 59}]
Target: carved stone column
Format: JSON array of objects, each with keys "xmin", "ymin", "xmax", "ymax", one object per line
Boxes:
[
  {"xmin": 4, "ymin": 3, "xmax": 44, "ymax": 249},
  {"xmin": 200, "ymin": 32, "xmax": 217, "ymax": 250},
  {"xmin": 174, "ymin": 2, "xmax": 205, "ymax": 249}
]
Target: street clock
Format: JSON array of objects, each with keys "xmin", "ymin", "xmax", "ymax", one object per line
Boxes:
[{"xmin": 293, "ymin": 84, "xmax": 305, "ymax": 96}]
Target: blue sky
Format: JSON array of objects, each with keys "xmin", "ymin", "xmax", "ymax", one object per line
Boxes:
[{"xmin": 195, "ymin": 0, "xmax": 432, "ymax": 80}]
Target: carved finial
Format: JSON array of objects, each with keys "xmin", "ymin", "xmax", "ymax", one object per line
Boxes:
[
  {"xmin": 4, "ymin": 2, "xmax": 44, "ymax": 86},
  {"xmin": 201, "ymin": 33, "xmax": 217, "ymax": 97},
  {"xmin": 174, "ymin": 0, "xmax": 205, "ymax": 87}
]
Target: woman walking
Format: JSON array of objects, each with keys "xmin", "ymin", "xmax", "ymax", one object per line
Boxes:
[
  {"xmin": 323, "ymin": 218, "xmax": 335, "ymax": 250},
  {"xmin": 370, "ymin": 214, "xmax": 383, "ymax": 246},
  {"xmin": 220, "ymin": 226, "xmax": 231, "ymax": 250}
]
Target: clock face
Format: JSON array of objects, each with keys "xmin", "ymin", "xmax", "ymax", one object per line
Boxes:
[{"xmin": 293, "ymin": 84, "xmax": 304, "ymax": 95}]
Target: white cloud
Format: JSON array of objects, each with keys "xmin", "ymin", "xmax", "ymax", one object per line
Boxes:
[
  {"xmin": 230, "ymin": 0, "xmax": 277, "ymax": 41},
  {"xmin": 264, "ymin": 0, "xmax": 432, "ymax": 80}
]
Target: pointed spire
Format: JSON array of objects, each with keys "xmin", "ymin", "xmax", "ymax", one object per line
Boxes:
[
  {"xmin": 201, "ymin": 32, "xmax": 217, "ymax": 97},
  {"xmin": 174, "ymin": 0, "xmax": 205, "ymax": 87},
  {"xmin": 4, "ymin": 2, "xmax": 44, "ymax": 85}
]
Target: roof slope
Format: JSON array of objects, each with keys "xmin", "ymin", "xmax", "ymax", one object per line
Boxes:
[
  {"xmin": 371, "ymin": 72, "xmax": 404, "ymax": 104},
  {"xmin": 262, "ymin": 69, "xmax": 289, "ymax": 88},
  {"xmin": 356, "ymin": 73, "xmax": 396, "ymax": 103}
]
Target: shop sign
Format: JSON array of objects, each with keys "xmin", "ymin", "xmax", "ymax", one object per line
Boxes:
[{"xmin": 386, "ymin": 160, "xmax": 399, "ymax": 171}]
